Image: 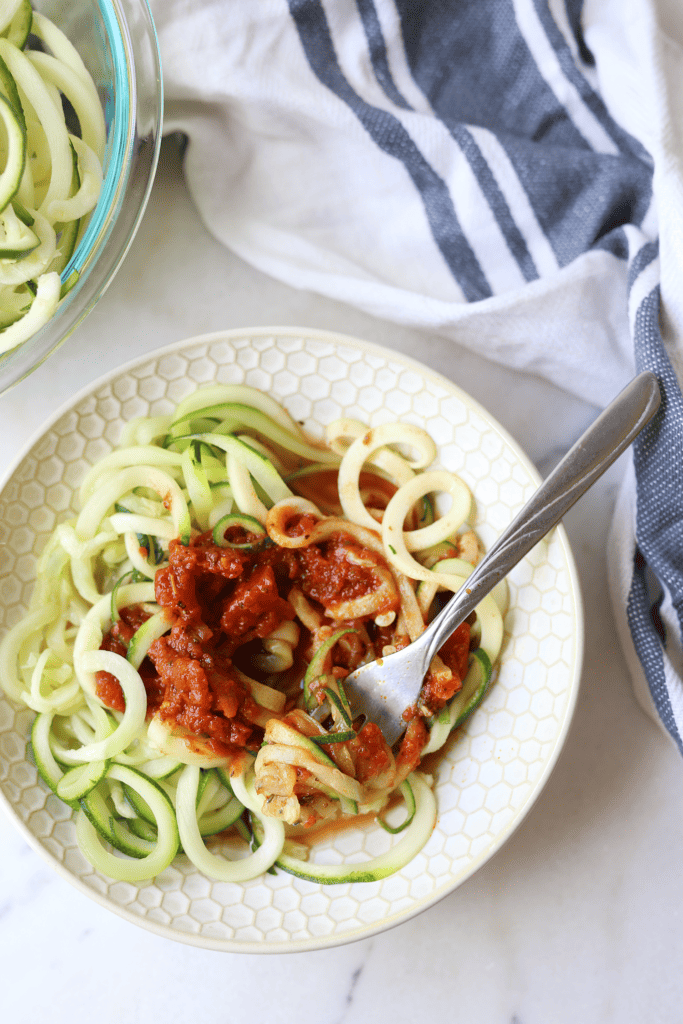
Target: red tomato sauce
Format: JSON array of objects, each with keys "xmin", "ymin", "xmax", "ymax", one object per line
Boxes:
[
  {"xmin": 291, "ymin": 469, "xmax": 397, "ymax": 515},
  {"xmin": 296, "ymin": 532, "xmax": 398, "ymax": 614},
  {"xmin": 97, "ymin": 525, "xmax": 398, "ymax": 756},
  {"xmin": 95, "ymin": 605, "xmax": 161, "ymax": 713},
  {"xmin": 349, "ymin": 721, "xmax": 393, "ymax": 784},
  {"xmin": 395, "ymin": 717, "xmax": 429, "ymax": 777},
  {"xmin": 421, "ymin": 620, "xmax": 471, "ymax": 709}
]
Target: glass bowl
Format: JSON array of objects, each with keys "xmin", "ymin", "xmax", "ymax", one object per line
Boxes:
[{"xmin": 0, "ymin": 0, "xmax": 163, "ymax": 394}]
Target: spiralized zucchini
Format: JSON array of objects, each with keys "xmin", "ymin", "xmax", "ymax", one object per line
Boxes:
[
  {"xmin": 0, "ymin": 1, "xmax": 104, "ymax": 355},
  {"xmin": 1, "ymin": 383, "xmax": 506, "ymax": 886}
]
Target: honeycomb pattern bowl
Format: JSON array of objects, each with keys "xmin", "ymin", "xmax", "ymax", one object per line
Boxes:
[{"xmin": 0, "ymin": 327, "xmax": 583, "ymax": 952}]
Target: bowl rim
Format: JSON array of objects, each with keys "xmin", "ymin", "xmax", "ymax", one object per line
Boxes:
[
  {"xmin": 63, "ymin": 0, "xmax": 140, "ymax": 280},
  {"xmin": 0, "ymin": 326, "xmax": 585, "ymax": 952}
]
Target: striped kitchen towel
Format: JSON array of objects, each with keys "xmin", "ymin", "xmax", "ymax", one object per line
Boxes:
[{"xmin": 150, "ymin": 0, "xmax": 683, "ymax": 752}]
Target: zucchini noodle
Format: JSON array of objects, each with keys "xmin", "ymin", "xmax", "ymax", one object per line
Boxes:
[
  {"xmin": 1, "ymin": 383, "xmax": 506, "ymax": 886},
  {"xmin": 0, "ymin": 1, "xmax": 104, "ymax": 354}
]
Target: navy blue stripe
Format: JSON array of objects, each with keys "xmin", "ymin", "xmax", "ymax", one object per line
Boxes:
[
  {"xmin": 627, "ymin": 284, "xmax": 683, "ymax": 753},
  {"xmin": 532, "ymin": 0, "xmax": 652, "ymax": 170},
  {"xmin": 632, "ymin": 287, "xmax": 683, "ymax": 643},
  {"xmin": 627, "ymin": 239, "xmax": 659, "ymax": 293},
  {"xmin": 450, "ymin": 124, "xmax": 539, "ymax": 282},
  {"xmin": 394, "ymin": 0, "xmax": 653, "ymax": 268},
  {"xmin": 627, "ymin": 548, "xmax": 683, "ymax": 754},
  {"xmin": 394, "ymin": 0, "xmax": 593, "ymax": 151},
  {"xmin": 355, "ymin": 0, "xmax": 411, "ymax": 109},
  {"xmin": 593, "ymin": 226, "xmax": 629, "ymax": 261},
  {"xmin": 358, "ymin": 0, "xmax": 539, "ymax": 283},
  {"xmin": 493, "ymin": 138, "xmax": 652, "ymax": 267},
  {"xmin": 563, "ymin": 0, "xmax": 595, "ymax": 66},
  {"xmin": 287, "ymin": 0, "xmax": 492, "ymax": 301}
]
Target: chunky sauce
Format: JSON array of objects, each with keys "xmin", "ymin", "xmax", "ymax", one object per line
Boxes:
[
  {"xmin": 349, "ymin": 721, "xmax": 394, "ymax": 784},
  {"xmin": 96, "ymin": 605, "xmax": 162, "ymax": 714},
  {"xmin": 96, "ymin": 471, "xmax": 465, "ymax": 780},
  {"xmin": 296, "ymin": 533, "xmax": 395, "ymax": 612},
  {"xmin": 97, "ymin": 524, "xmax": 399, "ymax": 758},
  {"xmin": 422, "ymin": 620, "xmax": 471, "ymax": 709}
]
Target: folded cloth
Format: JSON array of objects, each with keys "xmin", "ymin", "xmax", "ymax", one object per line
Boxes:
[{"xmin": 150, "ymin": 0, "xmax": 683, "ymax": 753}]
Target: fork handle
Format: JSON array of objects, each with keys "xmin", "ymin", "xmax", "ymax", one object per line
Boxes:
[{"xmin": 422, "ymin": 371, "xmax": 661, "ymax": 667}]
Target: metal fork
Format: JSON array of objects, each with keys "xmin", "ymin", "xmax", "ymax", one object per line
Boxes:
[{"xmin": 342, "ymin": 371, "xmax": 661, "ymax": 745}]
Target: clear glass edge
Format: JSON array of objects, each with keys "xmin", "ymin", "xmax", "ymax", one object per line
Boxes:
[{"xmin": 0, "ymin": 0, "xmax": 163, "ymax": 395}]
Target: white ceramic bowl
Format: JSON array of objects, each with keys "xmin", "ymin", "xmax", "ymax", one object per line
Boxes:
[{"xmin": 0, "ymin": 327, "xmax": 583, "ymax": 951}]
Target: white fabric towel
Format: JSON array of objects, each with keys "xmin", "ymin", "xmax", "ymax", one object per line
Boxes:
[{"xmin": 149, "ymin": 0, "xmax": 683, "ymax": 753}]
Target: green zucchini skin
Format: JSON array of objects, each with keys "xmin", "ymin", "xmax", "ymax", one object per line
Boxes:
[{"xmin": 275, "ymin": 773, "xmax": 437, "ymax": 884}]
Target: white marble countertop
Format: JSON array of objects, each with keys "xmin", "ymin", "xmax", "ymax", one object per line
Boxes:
[{"xmin": 1, "ymin": 137, "xmax": 682, "ymax": 1023}]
